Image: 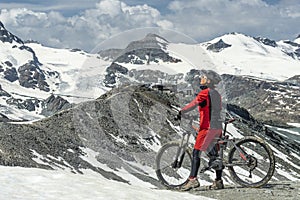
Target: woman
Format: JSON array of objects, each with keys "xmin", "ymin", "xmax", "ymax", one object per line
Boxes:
[{"xmin": 179, "ymin": 70, "xmax": 224, "ymax": 191}]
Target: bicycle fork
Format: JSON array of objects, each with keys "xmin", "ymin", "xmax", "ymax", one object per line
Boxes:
[
  {"xmin": 172, "ymin": 133, "xmax": 190, "ymax": 169},
  {"xmin": 172, "ymin": 150, "xmax": 185, "ymax": 168}
]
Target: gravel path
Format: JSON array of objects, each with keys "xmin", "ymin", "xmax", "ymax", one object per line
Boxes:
[{"xmin": 188, "ymin": 181, "xmax": 300, "ymax": 200}]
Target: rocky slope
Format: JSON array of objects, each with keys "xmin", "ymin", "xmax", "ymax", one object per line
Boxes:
[
  {"xmin": 0, "ymin": 85, "xmax": 299, "ymax": 188},
  {"xmin": 221, "ymin": 74, "xmax": 300, "ymax": 126}
]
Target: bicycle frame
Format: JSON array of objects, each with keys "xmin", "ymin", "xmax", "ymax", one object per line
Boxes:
[
  {"xmin": 221, "ymin": 119, "xmax": 252, "ymax": 166},
  {"xmin": 174, "ymin": 117, "xmax": 252, "ymax": 172}
]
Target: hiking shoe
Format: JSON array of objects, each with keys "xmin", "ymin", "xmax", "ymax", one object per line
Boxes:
[
  {"xmin": 181, "ymin": 178, "xmax": 200, "ymax": 191},
  {"xmin": 208, "ymin": 179, "xmax": 224, "ymax": 190}
]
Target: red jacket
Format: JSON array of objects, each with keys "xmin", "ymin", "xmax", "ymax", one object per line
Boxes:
[{"xmin": 181, "ymin": 87, "xmax": 222, "ymax": 130}]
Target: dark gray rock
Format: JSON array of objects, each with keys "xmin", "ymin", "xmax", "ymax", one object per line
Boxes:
[
  {"xmin": 18, "ymin": 61, "xmax": 50, "ymax": 92},
  {"xmin": 6, "ymin": 97, "xmax": 40, "ymax": 112},
  {"xmin": 254, "ymin": 37, "xmax": 277, "ymax": 47},
  {"xmin": 4, "ymin": 61, "xmax": 13, "ymax": 67},
  {"xmin": 42, "ymin": 94, "xmax": 72, "ymax": 116},
  {"xmin": 70, "ymin": 48, "xmax": 82, "ymax": 52},
  {"xmin": 207, "ymin": 39, "xmax": 232, "ymax": 52},
  {"xmin": 104, "ymin": 62, "xmax": 129, "ymax": 87},
  {"xmin": 115, "ymin": 48, "xmax": 181, "ymax": 64},
  {"xmin": 283, "ymin": 40, "xmax": 300, "ymax": 47},
  {"xmin": 280, "ymin": 41, "xmax": 300, "ymax": 59},
  {"xmin": 0, "ymin": 21, "xmax": 52, "ymax": 91},
  {"xmin": 4, "ymin": 67, "xmax": 18, "ymax": 82},
  {"xmin": 5, "ymin": 94, "xmax": 71, "ymax": 115}
]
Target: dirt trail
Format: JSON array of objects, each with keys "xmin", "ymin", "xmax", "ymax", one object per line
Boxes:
[{"xmin": 188, "ymin": 181, "xmax": 300, "ymax": 200}]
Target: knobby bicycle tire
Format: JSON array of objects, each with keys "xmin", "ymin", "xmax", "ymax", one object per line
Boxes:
[
  {"xmin": 155, "ymin": 142, "xmax": 192, "ymax": 189},
  {"xmin": 227, "ymin": 136, "xmax": 275, "ymax": 188}
]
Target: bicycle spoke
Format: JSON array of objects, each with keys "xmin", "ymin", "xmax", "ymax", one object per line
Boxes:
[
  {"xmin": 228, "ymin": 136, "xmax": 275, "ymax": 187},
  {"xmin": 156, "ymin": 142, "xmax": 192, "ymax": 188}
]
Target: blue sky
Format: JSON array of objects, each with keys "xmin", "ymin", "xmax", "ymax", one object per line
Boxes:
[{"xmin": 0, "ymin": 0, "xmax": 299, "ymax": 51}]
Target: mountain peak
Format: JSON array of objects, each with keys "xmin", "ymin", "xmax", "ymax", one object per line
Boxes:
[
  {"xmin": 124, "ymin": 33, "xmax": 168, "ymax": 53},
  {"xmin": 143, "ymin": 33, "xmax": 169, "ymax": 43},
  {"xmin": 0, "ymin": 21, "xmax": 23, "ymax": 44},
  {"xmin": 0, "ymin": 21, "xmax": 4, "ymax": 29}
]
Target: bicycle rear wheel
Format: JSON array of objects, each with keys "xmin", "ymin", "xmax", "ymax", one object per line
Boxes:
[
  {"xmin": 227, "ymin": 136, "xmax": 275, "ymax": 188},
  {"xmin": 156, "ymin": 142, "xmax": 192, "ymax": 189}
]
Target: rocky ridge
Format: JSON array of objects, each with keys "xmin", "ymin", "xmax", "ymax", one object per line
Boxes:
[
  {"xmin": 221, "ymin": 74, "xmax": 300, "ymax": 126},
  {"xmin": 0, "ymin": 85, "xmax": 299, "ymax": 188},
  {"xmin": 102, "ymin": 63, "xmax": 300, "ymax": 127}
]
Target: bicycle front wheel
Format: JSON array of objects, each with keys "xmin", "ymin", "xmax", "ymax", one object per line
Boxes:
[
  {"xmin": 156, "ymin": 142, "xmax": 192, "ymax": 189},
  {"xmin": 228, "ymin": 136, "xmax": 275, "ymax": 188}
]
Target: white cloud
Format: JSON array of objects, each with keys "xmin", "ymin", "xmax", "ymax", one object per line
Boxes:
[
  {"xmin": 165, "ymin": 0, "xmax": 300, "ymax": 42},
  {"xmin": 278, "ymin": 0, "xmax": 300, "ymax": 18},
  {"xmin": 0, "ymin": 0, "xmax": 172, "ymax": 51},
  {"xmin": 95, "ymin": 0, "xmax": 123, "ymax": 17},
  {"xmin": 0, "ymin": 0, "xmax": 299, "ymax": 51},
  {"xmin": 157, "ymin": 20, "xmax": 174, "ymax": 30}
]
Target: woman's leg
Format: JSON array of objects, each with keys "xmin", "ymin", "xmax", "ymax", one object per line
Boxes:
[{"xmin": 190, "ymin": 149, "xmax": 202, "ymax": 178}]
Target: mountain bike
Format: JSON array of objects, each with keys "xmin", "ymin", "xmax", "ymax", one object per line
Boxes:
[{"xmin": 155, "ymin": 113, "xmax": 275, "ymax": 189}]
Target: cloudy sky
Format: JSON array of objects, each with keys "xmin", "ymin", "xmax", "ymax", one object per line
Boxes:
[{"xmin": 0, "ymin": 0, "xmax": 299, "ymax": 51}]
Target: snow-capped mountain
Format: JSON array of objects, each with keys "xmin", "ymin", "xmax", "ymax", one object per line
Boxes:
[
  {"xmin": 1, "ymin": 21, "xmax": 300, "ymax": 199},
  {"xmin": 0, "ymin": 21, "xmax": 111, "ymax": 121},
  {"xmin": 99, "ymin": 32, "xmax": 300, "ymax": 126},
  {"xmin": 202, "ymin": 33, "xmax": 300, "ymax": 81},
  {"xmin": 103, "ymin": 32, "xmax": 300, "ymax": 81},
  {"xmin": 1, "ymin": 20, "xmax": 299, "ymax": 122}
]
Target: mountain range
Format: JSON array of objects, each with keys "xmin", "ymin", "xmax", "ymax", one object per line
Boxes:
[{"xmin": 0, "ymin": 20, "xmax": 300, "ymax": 190}]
